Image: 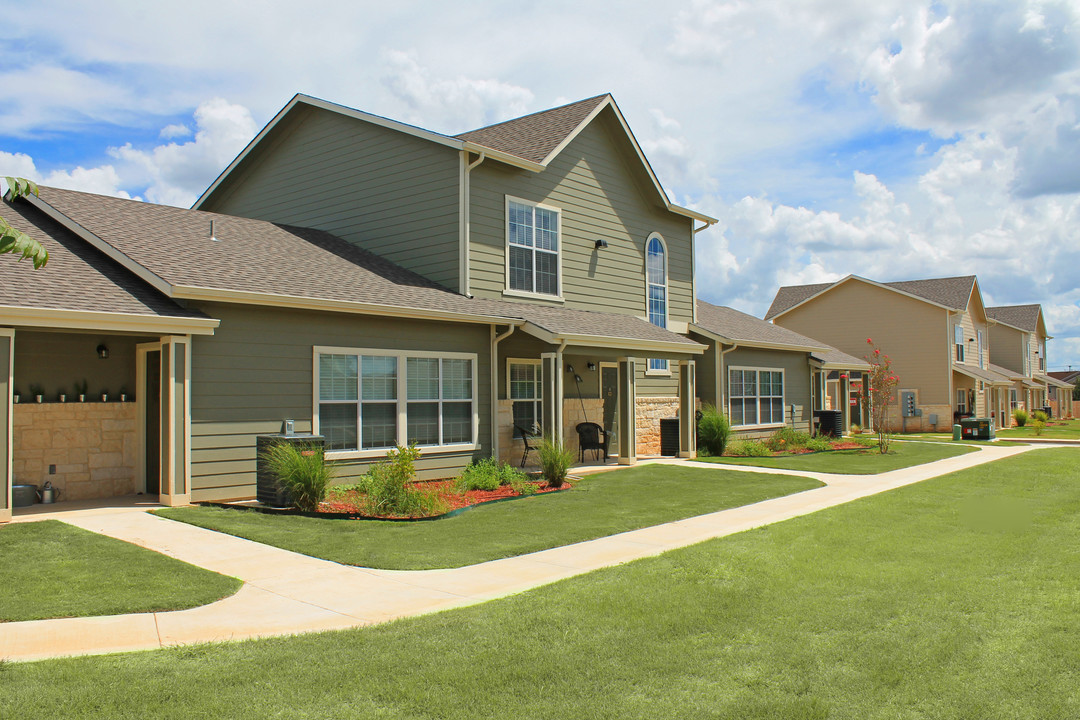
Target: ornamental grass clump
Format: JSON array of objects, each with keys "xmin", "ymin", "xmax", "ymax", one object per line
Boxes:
[
  {"xmin": 1013, "ymin": 409, "xmax": 1029, "ymax": 427},
  {"xmin": 261, "ymin": 442, "xmax": 335, "ymax": 512},
  {"xmin": 697, "ymin": 405, "xmax": 731, "ymax": 456},
  {"xmin": 537, "ymin": 435, "xmax": 575, "ymax": 488},
  {"xmin": 1032, "ymin": 410, "xmax": 1048, "ymax": 436}
]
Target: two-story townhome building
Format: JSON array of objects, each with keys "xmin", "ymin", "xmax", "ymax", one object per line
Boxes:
[
  {"xmin": 986, "ymin": 304, "xmax": 1073, "ymax": 420},
  {"xmin": 1, "ymin": 94, "xmax": 713, "ymax": 519},
  {"xmin": 766, "ymin": 275, "xmax": 1009, "ymax": 432}
]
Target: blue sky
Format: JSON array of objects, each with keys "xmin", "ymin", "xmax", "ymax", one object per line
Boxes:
[{"xmin": 3, "ymin": 0, "xmax": 1080, "ymax": 371}]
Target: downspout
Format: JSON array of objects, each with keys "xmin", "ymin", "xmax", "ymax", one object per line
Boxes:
[
  {"xmin": 490, "ymin": 323, "xmax": 517, "ymax": 462},
  {"xmin": 459, "ymin": 151, "xmax": 486, "ymax": 298},
  {"xmin": 719, "ymin": 342, "xmax": 739, "ymax": 416}
]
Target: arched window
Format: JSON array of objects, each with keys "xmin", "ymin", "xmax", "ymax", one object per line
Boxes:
[{"xmin": 646, "ymin": 234, "xmax": 668, "ymax": 372}]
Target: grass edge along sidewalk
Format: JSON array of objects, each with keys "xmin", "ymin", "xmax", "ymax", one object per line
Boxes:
[
  {"xmin": 697, "ymin": 437, "xmax": 976, "ymax": 474},
  {"xmin": 3, "ymin": 448, "xmax": 1077, "ymax": 718}
]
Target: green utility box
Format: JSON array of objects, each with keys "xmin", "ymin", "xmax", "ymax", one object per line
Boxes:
[{"xmin": 959, "ymin": 417, "xmax": 994, "ymax": 441}]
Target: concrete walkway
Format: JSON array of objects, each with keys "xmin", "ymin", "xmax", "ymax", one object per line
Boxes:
[{"xmin": 0, "ymin": 442, "xmax": 1056, "ymax": 662}]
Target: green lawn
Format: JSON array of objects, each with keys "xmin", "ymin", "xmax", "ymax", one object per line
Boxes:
[
  {"xmin": 4, "ymin": 449, "xmax": 1078, "ymax": 718},
  {"xmin": 0, "ymin": 520, "xmax": 241, "ymax": 622},
  {"xmin": 696, "ymin": 438, "xmax": 975, "ymax": 473},
  {"xmin": 154, "ymin": 465, "xmax": 821, "ymax": 570},
  {"xmin": 895, "ymin": 433, "xmax": 1027, "ymax": 446},
  {"xmin": 998, "ymin": 417, "xmax": 1080, "ymax": 439}
]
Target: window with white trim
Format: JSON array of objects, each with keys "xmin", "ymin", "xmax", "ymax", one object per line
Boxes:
[
  {"xmin": 507, "ymin": 198, "xmax": 560, "ymax": 296},
  {"xmin": 1010, "ymin": 388, "xmax": 1018, "ymax": 411},
  {"xmin": 954, "ymin": 324, "xmax": 964, "ymax": 362},
  {"xmin": 957, "ymin": 388, "xmax": 968, "ymax": 414},
  {"xmin": 508, "ymin": 359, "xmax": 542, "ymax": 434},
  {"xmin": 1024, "ymin": 335, "xmax": 1030, "ymax": 375},
  {"xmin": 316, "ymin": 349, "xmax": 475, "ymax": 454},
  {"xmin": 977, "ymin": 330, "xmax": 984, "ymax": 369},
  {"xmin": 729, "ymin": 368, "xmax": 784, "ymax": 427},
  {"xmin": 646, "ymin": 234, "xmax": 668, "ymax": 372}
]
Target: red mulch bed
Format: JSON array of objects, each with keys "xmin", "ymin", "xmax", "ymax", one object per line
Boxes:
[{"xmin": 320, "ymin": 479, "xmax": 565, "ymax": 518}]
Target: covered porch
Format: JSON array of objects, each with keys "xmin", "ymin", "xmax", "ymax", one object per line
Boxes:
[
  {"xmin": 953, "ymin": 364, "xmax": 1012, "ymax": 430},
  {"xmin": 491, "ymin": 319, "xmax": 704, "ymax": 468},
  {"xmin": 809, "ymin": 349, "xmax": 871, "ymax": 435}
]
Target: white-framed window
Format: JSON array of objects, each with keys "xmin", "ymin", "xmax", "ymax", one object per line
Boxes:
[
  {"xmin": 508, "ymin": 359, "xmax": 542, "ymax": 434},
  {"xmin": 1010, "ymin": 388, "xmax": 1019, "ymax": 411},
  {"xmin": 957, "ymin": 388, "xmax": 968, "ymax": 414},
  {"xmin": 1024, "ymin": 335, "xmax": 1030, "ymax": 375},
  {"xmin": 646, "ymin": 233, "xmax": 669, "ymax": 373},
  {"xmin": 1040, "ymin": 339, "xmax": 1046, "ymax": 371},
  {"xmin": 954, "ymin": 324, "xmax": 965, "ymax": 362},
  {"xmin": 977, "ymin": 330, "xmax": 984, "ymax": 369},
  {"xmin": 729, "ymin": 367, "xmax": 784, "ymax": 427},
  {"xmin": 314, "ymin": 347, "xmax": 477, "ymax": 457},
  {"xmin": 506, "ymin": 196, "xmax": 560, "ymax": 297}
]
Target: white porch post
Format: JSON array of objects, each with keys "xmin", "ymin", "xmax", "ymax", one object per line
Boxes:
[
  {"xmin": 158, "ymin": 336, "xmax": 191, "ymax": 507},
  {"xmin": 618, "ymin": 357, "xmax": 637, "ymax": 465},
  {"xmin": 678, "ymin": 359, "xmax": 696, "ymax": 458},
  {"xmin": 540, "ymin": 352, "xmax": 563, "ymax": 443},
  {"xmin": 1, "ymin": 328, "xmax": 12, "ymax": 523}
]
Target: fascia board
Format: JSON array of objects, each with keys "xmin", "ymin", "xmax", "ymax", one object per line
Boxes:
[
  {"xmin": 0, "ymin": 306, "xmax": 218, "ymax": 335},
  {"xmin": 689, "ymin": 324, "xmax": 825, "ymax": 353},
  {"xmin": 25, "ymin": 194, "xmax": 175, "ymax": 298}
]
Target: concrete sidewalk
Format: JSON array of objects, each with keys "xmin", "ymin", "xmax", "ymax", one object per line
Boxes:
[{"xmin": 0, "ymin": 442, "xmax": 1048, "ymax": 662}]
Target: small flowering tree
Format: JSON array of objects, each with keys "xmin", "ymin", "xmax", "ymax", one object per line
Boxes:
[{"xmin": 861, "ymin": 338, "xmax": 899, "ymax": 454}]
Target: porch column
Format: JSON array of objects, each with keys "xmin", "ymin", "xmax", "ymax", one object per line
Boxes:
[
  {"xmin": 840, "ymin": 374, "xmax": 851, "ymax": 434},
  {"xmin": 158, "ymin": 336, "xmax": 191, "ymax": 507},
  {"xmin": 678, "ymin": 360, "xmax": 696, "ymax": 458},
  {"xmin": 1, "ymin": 328, "xmax": 12, "ymax": 523},
  {"xmin": 618, "ymin": 357, "xmax": 637, "ymax": 465},
  {"xmin": 540, "ymin": 352, "xmax": 563, "ymax": 443}
]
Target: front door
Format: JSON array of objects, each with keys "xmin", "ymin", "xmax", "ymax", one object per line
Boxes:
[
  {"xmin": 601, "ymin": 363, "xmax": 619, "ymax": 451},
  {"xmin": 848, "ymin": 378, "xmax": 863, "ymax": 427}
]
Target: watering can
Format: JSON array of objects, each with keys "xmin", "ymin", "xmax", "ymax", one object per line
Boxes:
[{"xmin": 41, "ymin": 481, "xmax": 59, "ymax": 504}]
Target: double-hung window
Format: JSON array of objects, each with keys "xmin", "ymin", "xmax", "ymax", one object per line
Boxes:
[
  {"xmin": 646, "ymin": 234, "xmax": 669, "ymax": 372},
  {"xmin": 956, "ymin": 388, "xmax": 968, "ymax": 414},
  {"xmin": 508, "ymin": 359, "xmax": 542, "ymax": 434},
  {"xmin": 507, "ymin": 198, "xmax": 560, "ymax": 296},
  {"xmin": 316, "ymin": 348, "xmax": 476, "ymax": 456},
  {"xmin": 729, "ymin": 368, "xmax": 784, "ymax": 427},
  {"xmin": 977, "ymin": 330, "xmax": 984, "ymax": 369},
  {"xmin": 954, "ymin": 324, "xmax": 965, "ymax": 362}
]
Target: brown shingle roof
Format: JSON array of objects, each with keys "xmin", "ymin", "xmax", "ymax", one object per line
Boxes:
[
  {"xmin": 765, "ymin": 275, "xmax": 977, "ymax": 320},
  {"xmin": 32, "ymin": 186, "xmax": 701, "ymax": 350},
  {"xmin": 695, "ymin": 301, "xmax": 826, "ymax": 349},
  {"xmin": 1049, "ymin": 370, "xmax": 1079, "ymax": 383},
  {"xmin": 455, "ymin": 95, "xmax": 609, "ymax": 164},
  {"xmin": 0, "ymin": 198, "xmax": 208, "ymax": 321},
  {"xmin": 986, "ymin": 304, "xmax": 1042, "ymax": 332}
]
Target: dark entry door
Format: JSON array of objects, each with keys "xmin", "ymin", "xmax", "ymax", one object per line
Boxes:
[
  {"xmin": 144, "ymin": 350, "xmax": 161, "ymax": 495},
  {"xmin": 601, "ymin": 365, "xmax": 619, "ymax": 448}
]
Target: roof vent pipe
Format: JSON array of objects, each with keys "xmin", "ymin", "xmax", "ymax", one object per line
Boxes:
[{"xmin": 210, "ymin": 219, "xmax": 219, "ymax": 242}]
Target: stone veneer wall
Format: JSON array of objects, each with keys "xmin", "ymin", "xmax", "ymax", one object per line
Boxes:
[
  {"xmin": 635, "ymin": 396, "xmax": 679, "ymax": 456},
  {"xmin": 12, "ymin": 402, "xmax": 137, "ymax": 501},
  {"xmin": 497, "ymin": 398, "xmax": 606, "ymax": 466}
]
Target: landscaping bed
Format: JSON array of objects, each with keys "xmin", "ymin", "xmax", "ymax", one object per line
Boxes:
[{"xmin": 698, "ymin": 437, "xmax": 976, "ymax": 474}]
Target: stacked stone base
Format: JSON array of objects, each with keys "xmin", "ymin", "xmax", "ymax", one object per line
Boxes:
[{"xmin": 635, "ymin": 396, "xmax": 679, "ymax": 456}]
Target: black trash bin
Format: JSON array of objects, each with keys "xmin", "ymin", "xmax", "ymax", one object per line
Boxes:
[
  {"xmin": 256, "ymin": 433, "xmax": 325, "ymax": 507},
  {"xmin": 659, "ymin": 418, "xmax": 680, "ymax": 456}
]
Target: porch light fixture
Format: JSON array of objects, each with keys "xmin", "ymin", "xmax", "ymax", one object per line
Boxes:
[
  {"xmin": 96, "ymin": 344, "xmax": 109, "ymax": 360},
  {"xmin": 566, "ymin": 364, "xmax": 575, "ymax": 373},
  {"xmin": 587, "ymin": 362, "xmax": 597, "ymax": 371},
  {"xmin": 594, "ymin": 238, "xmax": 608, "ymax": 249}
]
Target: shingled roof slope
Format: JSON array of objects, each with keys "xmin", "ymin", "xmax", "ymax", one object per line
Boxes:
[
  {"xmin": 986, "ymin": 304, "xmax": 1042, "ymax": 332},
  {"xmin": 0, "ymin": 198, "xmax": 208, "ymax": 320},
  {"xmin": 695, "ymin": 301, "xmax": 826, "ymax": 349},
  {"xmin": 764, "ymin": 282, "xmax": 833, "ymax": 320},
  {"xmin": 766, "ymin": 275, "xmax": 976, "ymax": 320},
  {"xmin": 32, "ymin": 186, "xmax": 702, "ymax": 349},
  {"xmin": 455, "ymin": 95, "xmax": 609, "ymax": 164}
]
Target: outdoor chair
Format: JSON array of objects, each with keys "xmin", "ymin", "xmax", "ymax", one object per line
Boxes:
[
  {"xmin": 575, "ymin": 421, "xmax": 610, "ymax": 463},
  {"xmin": 514, "ymin": 424, "xmax": 538, "ymax": 468}
]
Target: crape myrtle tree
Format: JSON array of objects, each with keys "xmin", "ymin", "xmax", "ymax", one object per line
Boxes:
[
  {"xmin": 860, "ymin": 338, "xmax": 899, "ymax": 454},
  {"xmin": 1, "ymin": 177, "xmax": 48, "ymax": 268}
]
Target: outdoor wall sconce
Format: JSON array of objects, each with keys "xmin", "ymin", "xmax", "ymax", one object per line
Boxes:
[
  {"xmin": 566, "ymin": 364, "xmax": 575, "ymax": 373},
  {"xmin": 587, "ymin": 362, "xmax": 597, "ymax": 371},
  {"xmin": 594, "ymin": 238, "xmax": 609, "ymax": 249},
  {"xmin": 96, "ymin": 344, "xmax": 110, "ymax": 360}
]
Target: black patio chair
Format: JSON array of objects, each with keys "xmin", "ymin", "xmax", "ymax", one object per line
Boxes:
[
  {"xmin": 514, "ymin": 424, "xmax": 538, "ymax": 468},
  {"xmin": 575, "ymin": 422, "xmax": 610, "ymax": 463}
]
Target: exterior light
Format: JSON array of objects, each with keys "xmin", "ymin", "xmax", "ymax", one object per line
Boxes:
[
  {"xmin": 594, "ymin": 238, "xmax": 608, "ymax": 249},
  {"xmin": 96, "ymin": 344, "xmax": 109, "ymax": 360},
  {"xmin": 587, "ymin": 362, "xmax": 597, "ymax": 371}
]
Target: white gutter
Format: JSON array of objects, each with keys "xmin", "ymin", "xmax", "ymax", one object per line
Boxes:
[
  {"xmin": 718, "ymin": 342, "xmax": 739, "ymax": 411},
  {"xmin": 490, "ymin": 323, "xmax": 518, "ymax": 462},
  {"xmin": 458, "ymin": 151, "xmax": 486, "ymax": 297}
]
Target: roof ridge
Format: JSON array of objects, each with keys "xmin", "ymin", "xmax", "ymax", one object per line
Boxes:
[{"xmin": 454, "ymin": 94, "xmax": 610, "ymax": 137}]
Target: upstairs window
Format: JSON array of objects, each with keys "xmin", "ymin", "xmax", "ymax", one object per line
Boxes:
[
  {"xmin": 977, "ymin": 330, "xmax": 984, "ymax": 369},
  {"xmin": 954, "ymin": 324, "xmax": 965, "ymax": 362},
  {"xmin": 507, "ymin": 197, "xmax": 560, "ymax": 296},
  {"xmin": 646, "ymin": 234, "xmax": 668, "ymax": 372}
]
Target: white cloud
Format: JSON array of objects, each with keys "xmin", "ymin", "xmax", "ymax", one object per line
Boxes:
[{"xmin": 159, "ymin": 123, "xmax": 191, "ymax": 140}]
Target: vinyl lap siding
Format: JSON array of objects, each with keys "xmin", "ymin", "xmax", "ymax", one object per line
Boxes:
[
  {"xmin": 468, "ymin": 111, "xmax": 693, "ymax": 323},
  {"xmin": 188, "ymin": 303, "xmax": 491, "ymax": 502},
  {"xmin": 200, "ymin": 106, "xmax": 461, "ymax": 290},
  {"xmin": 722, "ymin": 347, "xmax": 812, "ymax": 437}
]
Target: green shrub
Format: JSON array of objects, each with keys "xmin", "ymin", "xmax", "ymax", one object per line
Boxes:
[
  {"xmin": 1032, "ymin": 418, "xmax": 1046, "ymax": 436},
  {"xmin": 805, "ymin": 436, "xmax": 833, "ymax": 452},
  {"xmin": 725, "ymin": 439, "xmax": 772, "ymax": 457},
  {"xmin": 509, "ymin": 476, "xmax": 539, "ymax": 495},
  {"xmin": 359, "ymin": 444, "xmax": 448, "ymax": 517},
  {"xmin": 537, "ymin": 435, "xmax": 575, "ymax": 488},
  {"xmin": 849, "ymin": 423, "xmax": 861, "ymax": 434},
  {"xmin": 1013, "ymin": 409, "xmax": 1029, "ymax": 427},
  {"xmin": 1033, "ymin": 410, "xmax": 1048, "ymax": 423},
  {"xmin": 697, "ymin": 405, "xmax": 731, "ymax": 456},
  {"xmin": 851, "ymin": 434, "xmax": 878, "ymax": 447},
  {"xmin": 765, "ymin": 427, "xmax": 810, "ymax": 452},
  {"xmin": 261, "ymin": 442, "xmax": 335, "ymax": 512},
  {"xmin": 456, "ymin": 457, "xmax": 531, "ymax": 493}
]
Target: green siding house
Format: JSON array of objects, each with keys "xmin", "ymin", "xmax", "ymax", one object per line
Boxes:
[{"xmin": 1, "ymin": 94, "xmax": 715, "ymax": 517}]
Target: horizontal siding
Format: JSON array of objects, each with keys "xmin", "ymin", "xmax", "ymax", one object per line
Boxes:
[
  {"xmin": 469, "ymin": 109, "xmax": 693, "ymax": 322},
  {"xmin": 776, "ymin": 281, "xmax": 950, "ymax": 405},
  {"xmin": 988, "ymin": 325, "xmax": 1023, "ymax": 373},
  {"xmin": 188, "ymin": 302, "xmax": 491, "ymax": 501},
  {"xmin": 202, "ymin": 105, "xmax": 461, "ymax": 290}
]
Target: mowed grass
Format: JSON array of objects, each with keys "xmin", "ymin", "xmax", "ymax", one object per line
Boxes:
[
  {"xmin": 0, "ymin": 520, "xmax": 241, "ymax": 622},
  {"xmin": 998, "ymin": 417, "xmax": 1080, "ymax": 439},
  {"xmin": 697, "ymin": 438, "xmax": 975, "ymax": 473},
  {"xmin": 4, "ymin": 448, "xmax": 1078, "ymax": 718},
  {"xmin": 154, "ymin": 465, "xmax": 821, "ymax": 570}
]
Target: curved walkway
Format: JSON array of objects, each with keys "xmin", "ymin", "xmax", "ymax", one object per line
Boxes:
[{"xmin": 0, "ymin": 442, "xmax": 1055, "ymax": 662}]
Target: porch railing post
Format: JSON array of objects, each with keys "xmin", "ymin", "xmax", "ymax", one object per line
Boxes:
[{"xmin": 618, "ymin": 357, "xmax": 637, "ymax": 465}]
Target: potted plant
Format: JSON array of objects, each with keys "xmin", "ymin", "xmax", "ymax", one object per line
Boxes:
[
  {"xmin": 101, "ymin": 388, "xmax": 109, "ymax": 403},
  {"xmin": 119, "ymin": 387, "xmax": 129, "ymax": 403},
  {"xmin": 12, "ymin": 388, "xmax": 20, "ymax": 404},
  {"xmin": 30, "ymin": 383, "xmax": 44, "ymax": 403},
  {"xmin": 58, "ymin": 387, "xmax": 67, "ymax": 403},
  {"xmin": 75, "ymin": 379, "xmax": 88, "ymax": 403}
]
